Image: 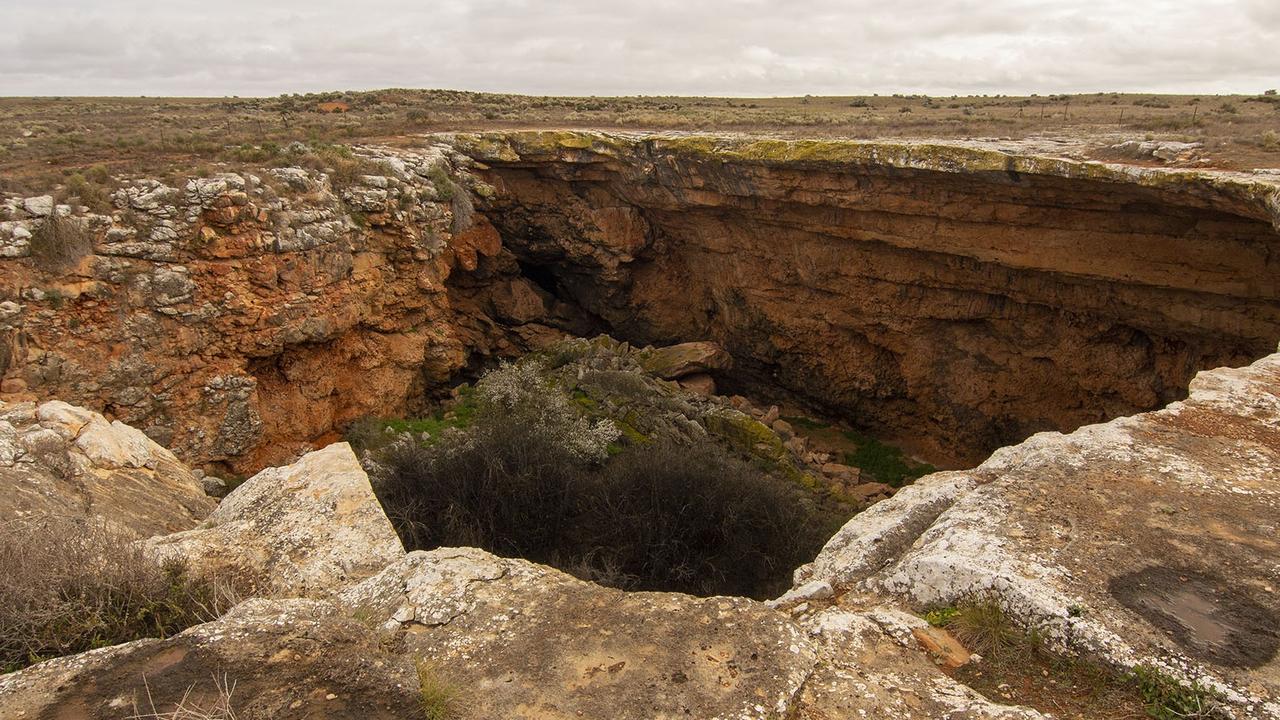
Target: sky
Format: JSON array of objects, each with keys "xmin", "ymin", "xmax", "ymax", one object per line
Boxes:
[{"xmin": 2, "ymin": 0, "xmax": 1278, "ymax": 97}]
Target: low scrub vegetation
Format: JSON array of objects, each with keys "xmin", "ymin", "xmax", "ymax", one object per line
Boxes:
[
  {"xmin": 366, "ymin": 361, "xmax": 841, "ymax": 598},
  {"xmin": 928, "ymin": 597, "xmax": 1225, "ymax": 719},
  {"xmin": 0, "ymin": 518, "xmax": 241, "ymax": 673},
  {"xmin": 841, "ymin": 429, "xmax": 936, "ymax": 487},
  {"xmin": 28, "ymin": 212, "xmax": 93, "ymax": 273}
]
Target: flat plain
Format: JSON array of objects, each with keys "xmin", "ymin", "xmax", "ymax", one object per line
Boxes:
[{"xmin": 2, "ymin": 90, "xmax": 1278, "ymax": 197}]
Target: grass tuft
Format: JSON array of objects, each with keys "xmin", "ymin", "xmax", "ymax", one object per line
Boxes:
[{"xmin": 417, "ymin": 662, "xmax": 464, "ymax": 720}]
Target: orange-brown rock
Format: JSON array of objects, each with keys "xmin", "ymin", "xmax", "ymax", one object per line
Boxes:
[
  {"xmin": 453, "ymin": 131, "xmax": 1280, "ymax": 464},
  {"xmin": 4, "ymin": 132, "xmax": 1280, "ymax": 474},
  {"xmin": 0, "ymin": 148, "xmax": 546, "ymax": 473}
]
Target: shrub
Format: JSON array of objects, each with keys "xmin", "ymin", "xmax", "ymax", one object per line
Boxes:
[
  {"xmin": 61, "ymin": 172, "xmax": 113, "ymax": 213},
  {"xmin": 28, "ymin": 213, "xmax": 94, "ymax": 273},
  {"xmin": 368, "ymin": 362, "xmax": 840, "ymax": 598},
  {"xmin": 576, "ymin": 440, "xmax": 838, "ymax": 597},
  {"xmin": 0, "ymin": 518, "xmax": 241, "ymax": 672},
  {"xmin": 417, "ymin": 662, "xmax": 464, "ymax": 720},
  {"xmin": 1132, "ymin": 665, "xmax": 1225, "ymax": 720}
]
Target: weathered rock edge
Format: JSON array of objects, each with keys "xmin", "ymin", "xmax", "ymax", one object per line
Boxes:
[{"xmin": 798, "ymin": 348, "xmax": 1280, "ymax": 719}]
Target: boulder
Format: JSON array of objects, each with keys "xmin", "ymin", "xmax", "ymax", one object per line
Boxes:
[
  {"xmin": 797, "ymin": 352, "xmax": 1280, "ymax": 718},
  {"xmin": 341, "ymin": 547, "xmax": 817, "ymax": 719},
  {"xmin": 772, "ymin": 418, "xmax": 795, "ymax": 440},
  {"xmin": 0, "ymin": 400, "xmax": 214, "ymax": 537},
  {"xmin": 848, "ymin": 480, "xmax": 894, "ymax": 503},
  {"xmin": 491, "ymin": 277, "xmax": 548, "ymax": 324},
  {"xmin": 0, "ymin": 598, "xmax": 421, "ymax": 720},
  {"xmin": 639, "ymin": 340, "xmax": 732, "ymax": 379},
  {"xmin": 200, "ymin": 474, "xmax": 229, "ymax": 498},
  {"xmin": 677, "ymin": 371, "xmax": 717, "ymax": 396},
  {"xmin": 821, "ymin": 461, "xmax": 861, "ymax": 481},
  {"xmin": 148, "ymin": 442, "xmax": 403, "ymax": 597}
]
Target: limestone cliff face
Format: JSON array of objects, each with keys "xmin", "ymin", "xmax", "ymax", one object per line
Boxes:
[
  {"xmin": 452, "ymin": 131, "xmax": 1280, "ymax": 463},
  {"xmin": 0, "ymin": 144, "xmax": 550, "ymax": 472},
  {"xmin": 3, "ymin": 132, "xmax": 1279, "ymax": 471}
]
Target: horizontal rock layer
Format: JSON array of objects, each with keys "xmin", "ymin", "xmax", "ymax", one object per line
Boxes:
[
  {"xmin": 0, "ymin": 145, "xmax": 557, "ymax": 472},
  {"xmin": 3, "ymin": 131, "xmax": 1278, "ymax": 471},
  {"xmin": 454, "ymin": 131, "xmax": 1280, "ymax": 462}
]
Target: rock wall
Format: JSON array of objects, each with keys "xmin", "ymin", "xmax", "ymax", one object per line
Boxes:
[
  {"xmin": 0, "ymin": 144, "xmax": 551, "ymax": 473},
  {"xmin": 3, "ymin": 132, "xmax": 1279, "ymax": 471},
  {"xmin": 453, "ymin": 131, "xmax": 1280, "ymax": 463}
]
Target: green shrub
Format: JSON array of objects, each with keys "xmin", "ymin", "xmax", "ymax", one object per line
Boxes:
[
  {"xmin": 368, "ymin": 363, "xmax": 841, "ymax": 598},
  {"xmin": 0, "ymin": 518, "xmax": 241, "ymax": 672},
  {"xmin": 841, "ymin": 429, "xmax": 936, "ymax": 487},
  {"xmin": 1132, "ymin": 666, "xmax": 1224, "ymax": 720},
  {"xmin": 29, "ymin": 213, "xmax": 94, "ymax": 273}
]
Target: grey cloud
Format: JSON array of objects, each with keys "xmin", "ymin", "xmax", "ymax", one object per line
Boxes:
[{"xmin": 0, "ymin": 0, "xmax": 1276, "ymax": 96}]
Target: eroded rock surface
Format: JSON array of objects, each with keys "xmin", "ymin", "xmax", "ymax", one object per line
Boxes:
[
  {"xmin": 0, "ymin": 598, "xmax": 421, "ymax": 720},
  {"xmin": 0, "ymin": 146, "xmax": 548, "ymax": 473},
  {"xmin": 149, "ymin": 442, "xmax": 403, "ymax": 597},
  {"xmin": 341, "ymin": 547, "xmax": 817, "ymax": 720},
  {"xmin": 0, "ymin": 399, "xmax": 213, "ymax": 535},
  {"xmin": 454, "ymin": 130, "xmax": 1280, "ymax": 464},
  {"xmin": 798, "ymin": 350, "xmax": 1280, "ymax": 718},
  {"xmin": 5, "ymin": 133, "xmax": 1279, "ymax": 473}
]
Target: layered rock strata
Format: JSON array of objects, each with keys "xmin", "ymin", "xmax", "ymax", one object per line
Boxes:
[
  {"xmin": 3, "ymin": 132, "xmax": 1278, "ymax": 471},
  {"xmin": 453, "ymin": 131, "xmax": 1280, "ymax": 463}
]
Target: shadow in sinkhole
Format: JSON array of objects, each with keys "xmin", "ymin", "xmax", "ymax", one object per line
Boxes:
[{"xmin": 353, "ymin": 346, "xmax": 853, "ymax": 601}]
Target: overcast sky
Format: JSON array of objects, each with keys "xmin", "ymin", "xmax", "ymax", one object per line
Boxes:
[{"xmin": 2, "ymin": 0, "xmax": 1277, "ymax": 97}]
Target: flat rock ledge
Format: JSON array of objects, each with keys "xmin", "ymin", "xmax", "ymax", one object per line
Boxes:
[{"xmin": 798, "ymin": 349, "xmax": 1280, "ymax": 719}]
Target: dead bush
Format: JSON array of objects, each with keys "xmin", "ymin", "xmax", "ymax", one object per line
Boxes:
[
  {"xmin": 0, "ymin": 518, "xmax": 242, "ymax": 672},
  {"xmin": 28, "ymin": 213, "xmax": 93, "ymax": 273}
]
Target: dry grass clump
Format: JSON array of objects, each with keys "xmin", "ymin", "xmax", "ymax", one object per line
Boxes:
[
  {"xmin": 128, "ymin": 674, "xmax": 241, "ymax": 720},
  {"xmin": 28, "ymin": 212, "xmax": 93, "ymax": 273},
  {"xmin": 417, "ymin": 662, "xmax": 465, "ymax": 720},
  {"xmin": 0, "ymin": 518, "xmax": 241, "ymax": 673}
]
